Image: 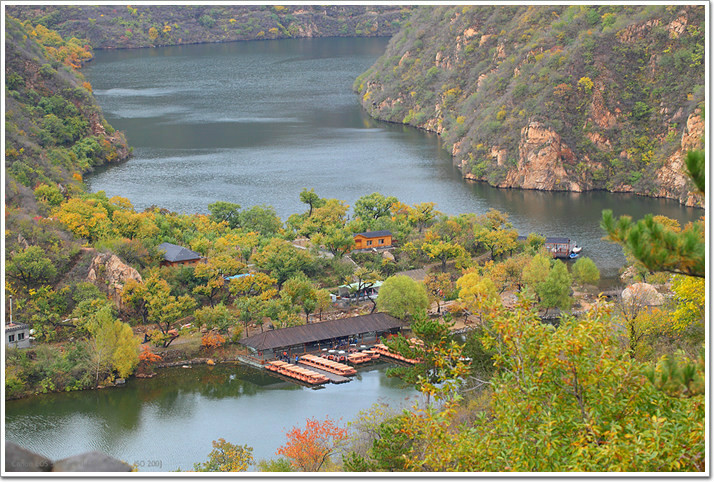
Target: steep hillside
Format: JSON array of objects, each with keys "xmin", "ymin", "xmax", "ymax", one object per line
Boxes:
[
  {"xmin": 6, "ymin": 5, "xmax": 412, "ymax": 48},
  {"xmin": 355, "ymin": 5, "xmax": 705, "ymax": 206},
  {"xmin": 5, "ymin": 16, "xmax": 130, "ymax": 211}
]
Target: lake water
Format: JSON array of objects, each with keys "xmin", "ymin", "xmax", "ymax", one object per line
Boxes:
[
  {"xmin": 5, "ymin": 363, "xmax": 420, "ymax": 472},
  {"xmin": 83, "ymin": 37, "xmax": 700, "ymax": 280}
]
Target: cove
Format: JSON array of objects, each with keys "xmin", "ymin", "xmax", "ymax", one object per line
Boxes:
[
  {"xmin": 4, "ymin": 363, "xmax": 420, "ymax": 472},
  {"xmin": 83, "ymin": 37, "xmax": 699, "ymax": 278}
]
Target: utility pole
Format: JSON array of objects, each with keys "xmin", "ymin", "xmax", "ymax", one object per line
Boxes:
[{"xmin": 8, "ymin": 295, "xmax": 12, "ymax": 325}]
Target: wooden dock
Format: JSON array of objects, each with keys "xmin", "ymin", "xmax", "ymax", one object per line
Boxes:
[{"xmin": 296, "ymin": 363, "xmax": 351, "ymax": 384}]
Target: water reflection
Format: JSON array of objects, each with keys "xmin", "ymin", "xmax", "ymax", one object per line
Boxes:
[{"xmin": 6, "ymin": 364, "xmax": 417, "ymax": 470}]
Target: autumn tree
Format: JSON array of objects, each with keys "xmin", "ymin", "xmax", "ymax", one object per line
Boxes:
[
  {"xmin": 456, "ymin": 269, "xmax": 502, "ymax": 323},
  {"xmin": 87, "ymin": 305, "xmax": 139, "ymax": 385},
  {"xmin": 423, "ymin": 272, "xmax": 453, "ymax": 314},
  {"xmin": 122, "ymin": 272, "xmax": 196, "ymax": 347},
  {"xmin": 228, "ymin": 272, "xmax": 277, "ymax": 300},
  {"xmin": 6, "ymin": 245, "xmax": 58, "ymax": 292},
  {"xmin": 193, "ymin": 438, "xmax": 254, "ymax": 472},
  {"xmin": 385, "ymin": 315, "xmax": 469, "ymax": 401},
  {"xmin": 376, "ymin": 275, "xmax": 429, "ymax": 320},
  {"xmin": 193, "ymin": 255, "xmax": 244, "ymax": 307},
  {"xmin": 55, "ymin": 197, "xmax": 111, "ymax": 242},
  {"xmin": 473, "ymin": 209, "xmax": 519, "ymax": 259},
  {"xmin": 670, "ymin": 275, "xmax": 705, "ymax": 337},
  {"xmin": 421, "ymin": 236, "xmax": 469, "ymax": 272},
  {"xmin": 276, "ymin": 417, "xmax": 348, "ymax": 472}
]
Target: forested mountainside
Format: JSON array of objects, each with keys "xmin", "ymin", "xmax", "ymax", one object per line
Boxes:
[
  {"xmin": 6, "ymin": 5, "xmax": 412, "ymax": 49},
  {"xmin": 355, "ymin": 5, "xmax": 705, "ymax": 206},
  {"xmin": 5, "ymin": 15, "xmax": 129, "ymax": 211}
]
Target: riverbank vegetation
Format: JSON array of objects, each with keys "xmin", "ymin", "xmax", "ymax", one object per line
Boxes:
[
  {"xmin": 6, "ymin": 5, "xmax": 413, "ymax": 49},
  {"xmin": 3, "ymin": 13, "xmax": 706, "ymax": 473}
]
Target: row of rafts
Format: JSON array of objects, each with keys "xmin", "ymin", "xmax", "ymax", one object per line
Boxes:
[{"xmin": 265, "ymin": 343, "xmax": 420, "ymax": 385}]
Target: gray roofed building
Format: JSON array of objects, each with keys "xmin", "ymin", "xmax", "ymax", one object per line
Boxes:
[
  {"xmin": 157, "ymin": 242, "xmax": 204, "ymax": 266},
  {"xmin": 5, "ymin": 322, "xmax": 30, "ymax": 349},
  {"xmin": 240, "ymin": 312, "xmax": 406, "ymax": 352}
]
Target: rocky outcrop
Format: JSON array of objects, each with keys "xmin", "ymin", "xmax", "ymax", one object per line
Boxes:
[
  {"xmin": 87, "ymin": 253, "xmax": 142, "ymax": 308},
  {"xmin": 356, "ymin": 5, "xmax": 704, "ymax": 207},
  {"xmin": 501, "ymin": 122, "xmax": 581, "ymax": 191},
  {"xmin": 654, "ymin": 110, "xmax": 705, "ymax": 207}
]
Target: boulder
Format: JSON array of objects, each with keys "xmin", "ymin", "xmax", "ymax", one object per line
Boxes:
[{"xmin": 621, "ymin": 282, "xmax": 664, "ymax": 307}]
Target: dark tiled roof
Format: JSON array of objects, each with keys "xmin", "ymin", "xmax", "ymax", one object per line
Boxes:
[
  {"xmin": 240, "ymin": 312, "xmax": 406, "ymax": 351},
  {"xmin": 545, "ymin": 237, "xmax": 571, "ymax": 244},
  {"xmin": 5, "ymin": 323, "xmax": 29, "ymax": 333},
  {"xmin": 354, "ymin": 230, "xmax": 393, "ymax": 239},
  {"xmin": 157, "ymin": 242, "xmax": 203, "ymax": 262},
  {"xmin": 517, "ymin": 235, "xmax": 571, "ymax": 244}
]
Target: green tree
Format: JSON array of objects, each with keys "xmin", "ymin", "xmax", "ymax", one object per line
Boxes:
[
  {"xmin": 253, "ymin": 239, "xmax": 314, "ymax": 290},
  {"xmin": 312, "ymin": 227, "xmax": 354, "ymax": 258},
  {"xmin": 299, "ymin": 188, "xmax": 325, "ymax": 217},
  {"xmin": 281, "ymin": 273, "xmax": 329, "ymax": 323},
  {"xmin": 536, "ymin": 260, "xmax": 573, "ymax": 314},
  {"xmin": 571, "ymin": 257, "xmax": 600, "ymax": 286},
  {"xmin": 235, "ymin": 295, "xmax": 266, "ymax": 338},
  {"xmin": 194, "ymin": 303, "xmax": 234, "ymax": 334},
  {"xmin": 207, "ymin": 201, "xmax": 241, "ymax": 228},
  {"xmin": 193, "ymin": 438, "xmax": 253, "ymax": 472},
  {"xmin": 376, "ymin": 275, "xmax": 429, "ymax": 320},
  {"xmin": 353, "ymin": 192, "xmax": 398, "ymax": 221}
]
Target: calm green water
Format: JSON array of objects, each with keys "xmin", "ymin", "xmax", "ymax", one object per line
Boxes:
[
  {"xmin": 83, "ymin": 37, "xmax": 699, "ymax": 279},
  {"xmin": 5, "ymin": 363, "xmax": 419, "ymax": 472}
]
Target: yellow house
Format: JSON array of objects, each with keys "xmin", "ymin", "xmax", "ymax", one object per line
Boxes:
[{"xmin": 353, "ymin": 230, "xmax": 393, "ymax": 250}]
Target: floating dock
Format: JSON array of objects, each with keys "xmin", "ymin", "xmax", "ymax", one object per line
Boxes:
[
  {"xmin": 299, "ymin": 354, "xmax": 356, "ymax": 376},
  {"xmin": 372, "ymin": 344, "xmax": 419, "ymax": 364},
  {"xmin": 296, "ymin": 363, "xmax": 351, "ymax": 384},
  {"xmin": 265, "ymin": 361, "xmax": 329, "ymax": 385}
]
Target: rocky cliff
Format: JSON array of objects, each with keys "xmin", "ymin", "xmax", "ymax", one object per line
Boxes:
[{"xmin": 355, "ymin": 5, "xmax": 704, "ymax": 206}]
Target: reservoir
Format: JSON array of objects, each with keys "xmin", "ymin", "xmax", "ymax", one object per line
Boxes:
[
  {"xmin": 5, "ymin": 363, "xmax": 420, "ymax": 472},
  {"xmin": 82, "ymin": 37, "xmax": 700, "ymax": 280},
  {"xmin": 5, "ymin": 37, "xmax": 702, "ymax": 472}
]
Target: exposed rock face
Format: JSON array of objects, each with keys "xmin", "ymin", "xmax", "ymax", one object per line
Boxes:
[
  {"xmin": 502, "ymin": 122, "xmax": 580, "ymax": 191},
  {"xmin": 655, "ymin": 109, "xmax": 705, "ymax": 207},
  {"xmin": 621, "ymin": 282, "xmax": 664, "ymax": 307},
  {"xmin": 87, "ymin": 253, "xmax": 142, "ymax": 308},
  {"xmin": 355, "ymin": 5, "xmax": 704, "ymax": 207}
]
